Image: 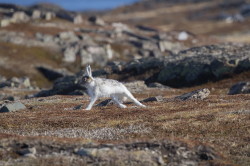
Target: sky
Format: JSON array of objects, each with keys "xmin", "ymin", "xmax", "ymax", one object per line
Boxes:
[{"xmin": 0, "ymin": 0, "xmax": 140, "ymax": 11}]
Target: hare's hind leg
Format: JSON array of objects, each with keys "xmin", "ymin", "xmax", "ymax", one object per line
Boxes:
[
  {"xmin": 124, "ymin": 90, "xmax": 146, "ymax": 108},
  {"xmin": 111, "ymin": 95, "xmax": 127, "ymax": 108}
]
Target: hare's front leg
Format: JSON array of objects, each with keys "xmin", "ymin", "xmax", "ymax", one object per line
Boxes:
[{"xmin": 85, "ymin": 96, "xmax": 97, "ymax": 110}]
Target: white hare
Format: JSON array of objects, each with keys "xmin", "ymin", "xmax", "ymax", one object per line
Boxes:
[{"xmin": 80, "ymin": 65, "xmax": 146, "ymax": 110}]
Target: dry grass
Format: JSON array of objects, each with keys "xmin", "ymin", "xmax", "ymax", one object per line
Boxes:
[
  {"xmin": 0, "ymin": 83, "xmax": 249, "ymax": 165},
  {"xmin": 0, "ymin": 41, "xmax": 62, "ymax": 87}
]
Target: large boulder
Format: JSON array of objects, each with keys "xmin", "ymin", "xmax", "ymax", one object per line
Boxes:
[
  {"xmin": 34, "ymin": 75, "xmax": 85, "ymax": 97},
  {"xmin": 157, "ymin": 44, "xmax": 250, "ymax": 87},
  {"xmin": 36, "ymin": 66, "xmax": 72, "ymax": 81},
  {"xmin": 120, "ymin": 44, "xmax": 250, "ymax": 88},
  {"xmin": 88, "ymin": 16, "xmax": 105, "ymax": 26},
  {"xmin": 11, "ymin": 11, "xmax": 30, "ymax": 23}
]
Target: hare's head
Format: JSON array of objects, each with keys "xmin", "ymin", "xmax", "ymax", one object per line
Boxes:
[{"xmin": 80, "ymin": 65, "xmax": 94, "ymax": 85}]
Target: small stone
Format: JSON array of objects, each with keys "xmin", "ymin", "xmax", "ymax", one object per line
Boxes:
[
  {"xmin": 73, "ymin": 104, "xmax": 84, "ymax": 110},
  {"xmin": 142, "ymin": 96, "xmax": 164, "ymax": 103},
  {"xmin": 175, "ymin": 88, "xmax": 210, "ymax": 101},
  {"xmin": 0, "ymin": 102, "xmax": 26, "ymax": 113},
  {"xmin": 96, "ymin": 99, "xmax": 113, "ymax": 107}
]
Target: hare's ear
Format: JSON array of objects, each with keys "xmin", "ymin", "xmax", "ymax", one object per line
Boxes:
[{"xmin": 87, "ymin": 65, "xmax": 92, "ymax": 77}]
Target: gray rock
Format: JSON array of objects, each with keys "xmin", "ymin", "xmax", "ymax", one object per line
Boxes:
[
  {"xmin": 32, "ymin": 10, "xmax": 41, "ymax": 19},
  {"xmin": 11, "ymin": 11, "xmax": 30, "ymax": 23},
  {"xmin": 17, "ymin": 147, "xmax": 36, "ymax": 157},
  {"xmin": 175, "ymin": 88, "xmax": 210, "ymax": 101},
  {"xmin": 240, "ymin": 4, "xmax": 250, "ymax": 17},
  {"xmin": 44, "ymin": 12, "xmax": 55, "ymax": 20},
  {"xmin": 142, "ymin": 96, "xmax": 164, "ymax": 102},
  {"xmin": 124, "ymin": 81, "xmax": 148, "ymax": 93},
  {"xmin": 96, "ymin": 99, "xmax": 113, "ymax": 107},
  {"xmin": 228, "ymin": 82, "xmax": 250, "ymax": 95},
  {"xmin": 0, "ymin": 95, "xmax": 15, "ymax": 101},
  {"xmin": 147, "ymin": 82, "xmax": 171, "ymax": 89},
  {"xmin": 34, "ymin": 75, "xmax": 85, "ymax": 97},
  {"xmin": 0, "ymin": 77, "xmax": 31, "ymax": 89},
  {"xmin": 73, "ymin": 14, "xmax": 83, "ymax": 24},
  {"xmin": 0, "ymin": 18, "xmax": 11, "ymax": 27},
  {"xmin": 80, "ymin": 44, "xmax": 113, "ymax": 66},
  {"xmin": 88, "ymin": 16, "xmax": 105, "ymax": 26},
  {"xmin": 0, "ymin": 102, "xmax": 26, "ymax": 113},
  {"xmin": 58, "ymin": 31, "xmax": 79, "ymax": 42},
  {"xmin": 158, "ymin": 40, "xmax": 185, "ymax": 53},
  {"xmin": 73, "ymin": 104, "xmax": 84, "ymax": 110},
  {"xmin": 35, "ymin": 33, "xmax": 54, "ymax": 43},
  {"xmin": 157, "ymin": 44, "xmax": 250, "ymax": 87},
  {"xmin": 63, "ymin": 44, "xmax": 79, "ymax": 63}
]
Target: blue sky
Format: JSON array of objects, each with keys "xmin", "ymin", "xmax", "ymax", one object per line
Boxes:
[{"xmin": 0, "ymin": 0, "xmax": 140, "ymax": 11}]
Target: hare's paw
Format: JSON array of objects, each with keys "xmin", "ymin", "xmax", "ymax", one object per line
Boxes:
[
  {"xmin": 84, "ymin": 107, "xmax": 92, "ymax": 111},
  {"xmin": 119, "ymin": 104, "xmax": 127, "ymax": 108}
]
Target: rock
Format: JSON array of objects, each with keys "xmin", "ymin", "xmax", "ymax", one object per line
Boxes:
[
  {"xmin": 73, "ymin": 14, "xmax": 83, "ymax": 24},
  {"xmin": 73, "ymin": 104, "xmax": 84, "ymax": 110},
  {"xmin": 158, "ymin": 40, "xmax": 185, "ymax": 53},
  {"xmin": 136, "ymin": 25, "xmax": 158, "ymax": 32},
  {"xmin": 0, "ymin": 18, "xmax": 11, "ymax": 27},
  {"xmin": 112, "ymin": 22, "xmax": 131, "ymax": 33},
  {"xmin": 63, "ymin": 44, "xmax": 79, "ymax": 63},
  {"xmin": 0, "ymin": 77, "xmax": 31, "ymax": 89},
  {"xmin": 177, "ymin": 31, "xmax": 189, "ymax": 41},
  {"xmin": 147, "ymin": 82, "xmax": 171, "ymax": 89},
  {"xmin": 228, "ymin": 82, "xmax": 250, "ymax": 95},
  {"xmin": 88, "ymin": 16, "xmax": 105, "ymax": 26},
  {"xmin": 58, "ymin": 31, "xmax": 79, "ymax": 42},
  {"xmin": 11, "ymin": 11, "xmax": 30, "ymax": 23},
  {"xmin": 35, "ymin": 33, "xmax": 55, "ymax": 43},
  {"xmin": 142, "ymin": 96, "xmax": 164, "ymax": 102},
  {"xmin": 80, "ymin": 44, "xmax": 113, "ymax": 66},
  {"xmin": 157, "ymin": 44, "xmax": 250, "ymax": 87},
  {"xmin": 44, "ymin": 12, "xmax": 55, "ymax": 20},
  {"xmin": 36, "ymin": 66, "xmax": 72, "ymax": 81},
  {"xmin": 240, "ymin": 4, "xmax": 250, "ymax": 17},
  {"xmin": 17, "ymin": 147, "xmax": 36, "ymax": 157},
  {"xmin": 1, "ymin": 138, "xmax": 225, "ymax": 166},
  {"xmin": 0, "ymin": 102, "xmax": 26, "ymax": 113},
  {"xmin": 32, "ymin": 10, "xmax": 41, "ymax": 19},
  {"xmin": 175, "ymin": 88, "xmax": 210, "ymax": 101},
  {"xmin": 34, "ymin": 75, "xmax": 85, "ymax": 97},
  {"xmin": 96, "ymin": 99, "xmax": 113, "ymax": 107},
  {"xmin": 124, "ymin": 81, "xmax": 148, "ymax": 93},
  {"xmin": 0, "ymin": 95, "xmax": 15, "ymax": 101}
]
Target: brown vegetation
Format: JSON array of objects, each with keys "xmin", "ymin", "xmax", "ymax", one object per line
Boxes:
[{"xmin": 0, "ymin": 78, "xmax": 249, "ymax": 165}]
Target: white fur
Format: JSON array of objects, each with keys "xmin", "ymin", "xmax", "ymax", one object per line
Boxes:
[{"xmin": 83, "ymin": 65, "xmax": 146, "ymax": 110}]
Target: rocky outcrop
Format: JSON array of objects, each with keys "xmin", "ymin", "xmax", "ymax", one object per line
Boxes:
[
  {"xmin": 121, "ymin": 44, "xmax": 250, "ymax": 87},
  {"xmin": 0, "ymin": 136, "xmax": 229, "ymax": 166},
  {"xmin": 228, "ymin": 82, "xmax": 250, "ymax": 95}
]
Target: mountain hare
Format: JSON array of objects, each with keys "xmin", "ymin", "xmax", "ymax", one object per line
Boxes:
[{"xmin": 80, "ymin": 65, "xmax": 146, "ymax": 110}]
